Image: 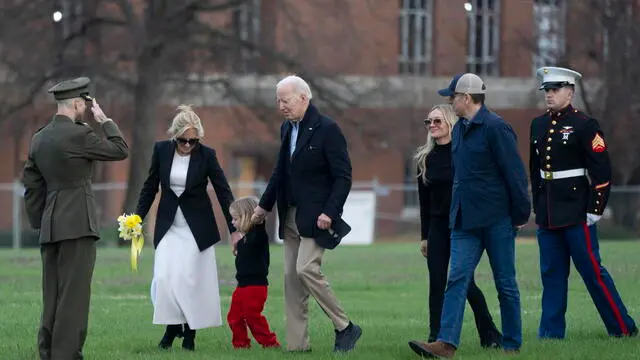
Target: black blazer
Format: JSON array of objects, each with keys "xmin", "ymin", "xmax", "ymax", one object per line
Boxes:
[
  {"xmin": 135, "ymin": 140, "xmax": 236, "ymax": 251},
  {"xmin": 259, "ymin": 103, "xmax": 352, "ymax": 244}
]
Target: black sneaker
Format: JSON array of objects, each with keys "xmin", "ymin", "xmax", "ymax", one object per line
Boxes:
[
  {"xmin": 480, "ymin": 329, "xmax": 502, "ymax": 349},
  {"xmin": 334, "ymin": 322, "xmax": 362, "ymax": 352}
]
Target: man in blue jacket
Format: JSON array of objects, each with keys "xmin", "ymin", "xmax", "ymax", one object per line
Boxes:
[{"xmin": 409, "ymin": 73, "xmax": 531, "ymax": 358}]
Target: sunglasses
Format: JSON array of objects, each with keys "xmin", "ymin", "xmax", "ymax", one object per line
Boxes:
[
  {"xmin": 176, "ymin": 137, "xmax": 200, "ymax": 146},
  {"xmin": 424, "ymin": 118, "xmax": 443, "ymax": 126}
]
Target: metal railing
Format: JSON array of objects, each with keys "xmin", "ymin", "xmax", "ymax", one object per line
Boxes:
[{"xmin": 2, "ymin": 180, "xmax": 639, "ymax": 248}]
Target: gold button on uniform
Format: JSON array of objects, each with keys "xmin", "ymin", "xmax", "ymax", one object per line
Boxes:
[
  {"xmin": 549, "ymin": 129, "xmax": 555, "ymax": 133},
  {"xmin": 552, "ymin": 121, "xmax": 557, "ymax": 125},
  {"xmin": 546, "ymin": 156, "xmax": 551, "ymax": 160},
  {"xmin": 546, "ymin": 164, "xmax": 551, "ymax": 169},
  {"xmin": 546, "ymin": 146, "xmax": 551, "ymax": 151},
  {"xmin": 548, "ymin": 138, "xmax": 552, "ymax": 142}
]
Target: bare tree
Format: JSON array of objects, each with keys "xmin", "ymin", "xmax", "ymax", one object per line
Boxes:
[
  {"xmin": 1, "ymin": 0, "xmax": 399, "ymax": 241},
  {"xmin": 578, "ymin": 0, "xmax": 640, "ymax": 230}
]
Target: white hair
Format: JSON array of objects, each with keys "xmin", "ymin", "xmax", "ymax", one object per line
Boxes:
[
  {"xmin": 276, "ymin": 75, "xmax": 313, "ymax": 99},
  {"xmin": 167, "ymin": 104, "xmax": 205, "ymax": 139}
]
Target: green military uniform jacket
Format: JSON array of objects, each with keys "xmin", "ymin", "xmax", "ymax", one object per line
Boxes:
[{"xmin": 22, "ymin": 115, "xmax": 129, "ymax": 244}]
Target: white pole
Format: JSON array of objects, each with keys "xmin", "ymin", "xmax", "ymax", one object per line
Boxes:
[{"xmin": 12, "ymin": 179, "xmax": 22, "ymax": 249}]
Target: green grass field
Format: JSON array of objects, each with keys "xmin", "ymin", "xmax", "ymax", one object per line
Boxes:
[{"xmin": 1, "ymin": 240, "xmax": 639, "ymax": 360}]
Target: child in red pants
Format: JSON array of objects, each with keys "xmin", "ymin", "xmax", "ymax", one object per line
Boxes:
[{"xmin": 228, "ymin": 197, "xmax": 280, "ymax": 349}]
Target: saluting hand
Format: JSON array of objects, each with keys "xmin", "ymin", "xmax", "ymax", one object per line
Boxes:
[
  {"xmin": 90, "ymin": 99, "xmax": 110, "ymax": 124},
  {"xmin": 317, "ymin": 213, "xmax": 332, "ymax": 230}
]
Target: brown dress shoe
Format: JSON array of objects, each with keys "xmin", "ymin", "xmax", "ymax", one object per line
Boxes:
[{"xmin": 408, "ymin": 340, "xmax": 456, "ymax": 358}]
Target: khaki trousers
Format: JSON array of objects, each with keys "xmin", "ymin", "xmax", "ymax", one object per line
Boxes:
[
  {"xmin": 38, "ymin": 238, "xmax": 97, "ymax": 360},
  {"xmin": 283, "ymin": 207, "xmax": 349, "ymax": 351}
]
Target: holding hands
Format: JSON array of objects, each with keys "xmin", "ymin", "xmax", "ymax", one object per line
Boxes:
[
  {"xmin": 251, "ymin": 205, "xmax": 267, "ymax": 224},
  {"xmin": 236, "ymin": 206, "xmax": 333, "ymax": 255},
  {"xmin": 231, "ymin": 205, "xmax": 267, "ymax": 256}
]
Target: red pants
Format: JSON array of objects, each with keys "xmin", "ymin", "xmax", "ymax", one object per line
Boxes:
[{"xmin": 227, "ymin": 285, "xmax": 280, "ymax": 348}]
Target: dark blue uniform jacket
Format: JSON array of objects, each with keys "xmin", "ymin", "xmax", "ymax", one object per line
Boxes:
[{"xmin": 529, "ymin": 105, "xmax": 611, "ymax": 228}]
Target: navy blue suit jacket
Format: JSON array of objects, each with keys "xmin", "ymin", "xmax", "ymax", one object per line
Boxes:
[
  {"xmin": 449, "ymin": 105, "xmax": 531, "ymax": 230},
  {"xmin": 135, "ymin": 140, "xmax": 236, "ymax": 251},
  {"xmin": 259, "ymin": 103, "xmax": 352, "ymax": 243}
]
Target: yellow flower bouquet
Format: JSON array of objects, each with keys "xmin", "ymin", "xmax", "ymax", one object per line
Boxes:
[{"xmin": 117, "ymin": 213, "xmax": 144, "ymax": 271}]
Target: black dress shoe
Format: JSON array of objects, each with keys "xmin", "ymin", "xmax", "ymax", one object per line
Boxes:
[
  {"xmin": 182, "ymin": 323, "xmax": 196, "ymax": 351},
  {"xmin": 334, "ymin": 322, "xmax": 362, "ymax": 352},
  {"xmin": 158, "ymin": 324, "xmax": 183, "ymax": 349}
]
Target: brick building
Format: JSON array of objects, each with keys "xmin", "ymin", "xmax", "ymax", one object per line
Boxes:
[{"xmin": 0, "ymin": 0, "xmax": 603, "ymax": 242}]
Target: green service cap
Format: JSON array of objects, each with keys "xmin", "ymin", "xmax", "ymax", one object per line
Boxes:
[{"xmin": 47, "ymin": 77, "xmax": 93, "ymax": 101}]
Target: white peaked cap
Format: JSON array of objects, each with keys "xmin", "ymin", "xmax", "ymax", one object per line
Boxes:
[{"xmin": 536, "ymin": 66, "xmax": 583, "ymax": 90}]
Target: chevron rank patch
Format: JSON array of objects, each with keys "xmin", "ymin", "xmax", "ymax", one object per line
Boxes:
[{"xmin": 592, "ymin": 133, "xmax": 606, "ymax": 152}]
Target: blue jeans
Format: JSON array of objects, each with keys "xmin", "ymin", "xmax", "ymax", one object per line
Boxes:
[{"xmin": 437, "ymin": 216, "xmax": 522, "ymax": 350}]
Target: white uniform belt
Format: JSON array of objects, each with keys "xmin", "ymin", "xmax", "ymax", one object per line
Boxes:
[{"xmin": 540, "ymin": 168, "xmax": 586, "ymax": 180}]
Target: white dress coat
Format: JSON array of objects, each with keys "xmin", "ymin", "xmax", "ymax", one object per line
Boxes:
[{"xmin": 150, "ymin": 152, "xmax": 222, "ymax": 329}]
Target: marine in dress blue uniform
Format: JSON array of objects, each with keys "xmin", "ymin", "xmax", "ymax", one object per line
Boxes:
[{"xmin": 530, "ymin": 66, "xmax": 638, "ymax": 339}]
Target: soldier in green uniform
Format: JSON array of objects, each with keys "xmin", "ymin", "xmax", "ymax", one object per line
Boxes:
[{"xmin": 22, "ymin": 77, "xmax": 129, "ymax": 360}]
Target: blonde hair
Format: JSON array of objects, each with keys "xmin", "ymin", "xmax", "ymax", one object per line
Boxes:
[
  {"xmin": 229, "ymin": 196, "xmax": 260, "ymax": 233},
  {"xmin": 414, "ymin": 104, "xmax": 458, "ymax": 183},
  {"xmin": 167, "ymin": 104, "xmax": 205, "ymax": 139}
]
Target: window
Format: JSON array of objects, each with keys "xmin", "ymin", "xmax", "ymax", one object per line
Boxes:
[
  {"xmin": 533, "ymin": 0, "xmax": 566, "ymax": 73},
  {"xmin": 398, "ymin": 0, "xmax": 433, "ymax": 75},
  {"xmin": 465, "ymin": 0, "xmax": 501, "ymax": 76},
  {"xmin": 231, "ymin": 0, "xmax": 261, "ymax": 73}
]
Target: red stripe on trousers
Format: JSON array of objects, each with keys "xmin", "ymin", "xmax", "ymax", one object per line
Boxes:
[{"xmin": 582, "ymin": 223, "xmax": 629, "ymax": 335}]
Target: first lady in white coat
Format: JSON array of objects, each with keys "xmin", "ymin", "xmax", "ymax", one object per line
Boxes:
[{"xmin": 135, "ymin": 104, "xmax": 242, "ymax": 350}]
